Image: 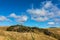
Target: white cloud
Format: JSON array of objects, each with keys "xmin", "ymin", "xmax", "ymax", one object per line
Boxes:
[
  {"xmin": 27, "ymin": 8, "xmax": 47, "ymax": 16},
  {"xmin": 43, "ymin": 1, "xmax": 53, "ymax": 9},
  {"xmin": 9, "ymin": 13, "xmax": 28, "ymax": 23},
  {"xmin": 9, "ymin": 13, "xmax": 19, "ymax": 18},
  {"xmin": 48, "ymin": 22, "xmax": 55, "ymax": 25},
  {"xmin": 10, "ymin": 13, "xmax": 16, "ymax": 17},
  {"xmin": 0, "ymin": 16, "xmax": 11, "ymax": 22},
  {"xmin": 27, "ymin": 1, "xmax": 60, "ymax": 22},
  {"xmin": 16, "ymin": 15, "xmax": 28, "ymax": 23},
  {"xmin": 32, "ymin": 16, "xmax": 48, "ymax": 22},
  {"xmin": 54, "ymin": 18, "xmax": 60, "ymax": 24}
]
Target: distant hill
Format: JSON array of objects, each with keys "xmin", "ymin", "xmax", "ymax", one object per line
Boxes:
[{"xmin": 0, "ymin": 25, "xmax": 60, "ymax": 40}]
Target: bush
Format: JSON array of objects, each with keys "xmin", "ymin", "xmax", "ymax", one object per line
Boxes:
[
  {"xmin": 43, "ymin": 29, "xmax": 60, "ymax": 40},
  {"xmin": 7, "ymin": 25, "xmax": 32, "ymax": 32},
  {"xmin": 43, "ymin": 29, "xmax": 52, "ymax": 36}
]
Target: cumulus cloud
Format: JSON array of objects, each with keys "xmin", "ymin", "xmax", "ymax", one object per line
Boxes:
[
  {"xmin": 27, "ymin": 7, "xmax": 48, "ymax": 22},
  {"xmin": 27, "ymin": 8, "xmax": 47, "ymax": 16},
  {"xmin": 9, "ymin": 13, "xmax": 28, "ymax": 23},
  {"xmin": 0, "ymin": 13, "xmax": 28, "ymax": 23},
  {"xmin": 48, "ymin": 22, "xmax": 55, "ymax": 25},
  {"xmin": 0, "ymin": 16, "xmax": 11, "ymax": 22},
  {"xmin": 53, "ymin": 18, "xmax": 60, "ymax": 24},
  {"xmin": 16, "ymin": 15, "xmax": 28, "ymax": 23},
  {"xmin": 27, "ymin": 1, "xmax": 60, "ymax": 23},
  {"xmin": 31, "ymin": 16, "xmax": 48, "ymax": 22},
  {"xmin": 9, "ymin": 13, "xmax": 19, "ymax": 18}
]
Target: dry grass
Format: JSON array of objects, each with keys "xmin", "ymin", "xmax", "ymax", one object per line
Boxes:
[
  {"xmin": 0, "ymin": 27, "xmax": 8, "ymax": 31},
  {"xmin": 0, "ymin": 30, "xmax": 57, "ymax": 40},
  {"xmin": 48, "ymin": 28, "xmax": 60, "ymax": 35},
  {"xmin": 0, "ymin": 27, "xmax": 59, "ymax": 40}
]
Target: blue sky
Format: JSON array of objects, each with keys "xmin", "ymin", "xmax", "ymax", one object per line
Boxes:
[{"xmin": 0, "ymin": 0, "xmax": 60, "ymax": 28}]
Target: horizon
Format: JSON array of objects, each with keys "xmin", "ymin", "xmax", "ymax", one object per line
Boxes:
[{"xmin": 0, "ymin": 0, "xmax": 60, "ymax": 28}]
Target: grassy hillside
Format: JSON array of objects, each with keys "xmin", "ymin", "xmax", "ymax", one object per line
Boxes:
[
  {"xmin": 48, "ymin": 28, "xmax": 60, "ymax": 35},
  {"xmin": 0, "ymin": 25, "xmax": 59, "ymax": 40},
  {"xmin": 0, "ymin": 30, "xmax": 57, "ymax": 40},
  {"xmin": 0, "ymin": 27, "xmax": 8, "ymax": 31}
]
